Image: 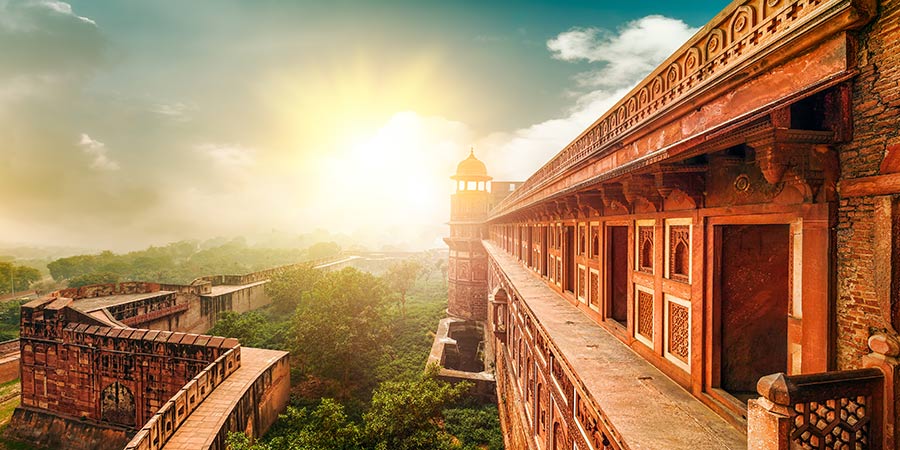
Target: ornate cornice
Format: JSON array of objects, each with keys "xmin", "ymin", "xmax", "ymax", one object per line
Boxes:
[{"xmin": 489, "ymin": 0, "xmax": 874, "ymax": 220}]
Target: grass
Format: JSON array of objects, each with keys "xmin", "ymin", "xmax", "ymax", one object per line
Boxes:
[{"xmin": 0, "ymin": 379, "xmax": 35, "ymax": 450}]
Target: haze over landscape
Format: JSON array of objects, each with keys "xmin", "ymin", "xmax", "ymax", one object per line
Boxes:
[{"xmin": 0, "ymin": 0, "xmax": 722, "ymax": 253}]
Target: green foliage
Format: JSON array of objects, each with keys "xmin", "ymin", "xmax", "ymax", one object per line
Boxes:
[
  {"xmin": 265, "ymin": 400, "xmax": 362, "ymax": 450},
  {"xmin": 364, "ymin": 365, "xmax": 471, "ymax": 450},
  {"xmin": 45, "ymin": 239, "xmax": 334, "ymax": 285},
  {"xmin": 384, "ymin": 260, "xmax": 423, "ymax": 317},
  {"xmin": 291, "ymin": 268, "xmax": 391, "ymax": 390},
  {"xmin": 217, "ymin": 254, "xmax": 502, "ymax": 450},
  {"xmin": 444, "ymin": 405, "xmax": 504, "ymax": 450},
  {"xmin": 0, "ymin": 299, "xmax": 25, "ymax": 341},
  {"xmin": 266, "ymin": 264, "xmax": 323, "ymax": 315},
  {"xmin": 67, "ymin": 271, "xmax": 120, "ymax": 288},
  {"xmin": 207, "ymin": 311, "xmax": 286, "ymax": 350},
  {"xmin": 0, "ymin": 263, "xmax": 41, "ymax": 295}
]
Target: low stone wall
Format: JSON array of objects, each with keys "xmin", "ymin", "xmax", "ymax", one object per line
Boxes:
[
  {"xmin": 4, "ymin": 407, "xmax": 132, "ymax": 450},
  {"xmin": 206, "ymin": 351, "xmax": 290, "ymax": 450},
  {"xmin": 124, "ymin": 346, "xmax": 242, "ymax": 450},
  {"xmin": 427, "ymin": 318, "xmax": 496, "ymax": 402},
  {"xmin": 0, "ymin": 339, "xmax": 19, "ymax": 384}
]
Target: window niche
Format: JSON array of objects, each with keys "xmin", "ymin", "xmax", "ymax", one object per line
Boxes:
[
  {"xmin": 636, "ymin": 221, "xmax": 655, "ymax": 274},
  {"xmin": 665, "ymin": 219, "xmax": 692, "ymax": 283}
]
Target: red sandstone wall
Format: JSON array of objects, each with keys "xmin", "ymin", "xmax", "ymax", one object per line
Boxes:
[
  {"xmin": 208, "ymin": 353, "xmax": 290, "ymax": 450},
  {"xmin": 4, "ymin": 407, "xmax": 131, "ymax": 450},
  {"xmin": 835, "ymin": 0, "xmax": 900, "ymax": 369},
  {"xmin": 495, "ymin": 348, "xmax": 535, "ymax": 450},
  {"xmin": 17, "ymin": 299, "xmax": 238, "ymax": 431}
]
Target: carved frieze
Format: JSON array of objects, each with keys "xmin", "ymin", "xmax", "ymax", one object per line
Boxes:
[{"xmin": 489, "ymin": 0, "xmax": 871, "ymax": 219}]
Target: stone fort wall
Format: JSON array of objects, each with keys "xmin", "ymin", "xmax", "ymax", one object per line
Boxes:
[
  {"xmin": 7, "ymin": 296, "xmax": 239, "ymax": 449},
  {"xmin": 835, "ymin": 0, "xmax": 900, "ymax": 369}
]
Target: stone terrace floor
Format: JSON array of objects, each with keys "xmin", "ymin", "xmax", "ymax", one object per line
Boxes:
[
  {"xmin": 483, "ymin": 241, "xmax": 747, "ymax": 450},
  {"xmin": 162, "ymin": 347, "xmax": 288, "ymax": 450}
]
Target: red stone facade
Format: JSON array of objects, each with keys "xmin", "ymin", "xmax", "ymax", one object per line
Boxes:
[
  {"xmin": 10, "ymin": 296, "xmax": 239, "ymax": 448},
  {"xmin": 458, "ymin": 0, "xmax": 900, "ymax": 448}
]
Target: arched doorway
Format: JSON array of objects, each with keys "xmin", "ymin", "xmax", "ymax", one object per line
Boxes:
[{"xmin": 101, "ymin": 382, "xmax": 136, "ymax": 427}]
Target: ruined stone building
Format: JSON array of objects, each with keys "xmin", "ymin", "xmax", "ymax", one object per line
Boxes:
[
  {"xmin": 0, "ymin": 262, "xmax": 340, "ymax": 449},
  {"xmin": 446, "ymin": 0, "xmax": 900, "ymax": 448}
]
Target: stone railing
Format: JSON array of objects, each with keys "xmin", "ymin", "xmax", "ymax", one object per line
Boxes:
[
  {"xmin": 120, "ymin": 303, "xmax": 190, "ymax": 327},
  {"xmin": 489, "ymin": 0, "xmax": 875, "ymax": 219},
  {"xmin": 197, "ymin": 254, "xmax": 346, "ymax": 287},
  {"xmin": 124, "ymin": 345, "xmax": 242, "ymax": 450},
  {"xmin": 749, "ymin": 368, "xmax": 884, "ymax": 450}
]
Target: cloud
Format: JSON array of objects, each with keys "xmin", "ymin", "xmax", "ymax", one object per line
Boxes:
[
  {"xmin": 78, "ymin": 133, "xmax": 119, "ymax": 171},
  {"xmin": 0, "ymin": 0, "xmax": 97, "ymax": 31},
  {"xmin": 38, "ymin": 1, "xmax": 96, "ymax": 25},
  {"xmin": 196, "ymin": 143, "xmax": 256, "ymax": 168},
  {"xmin": 547, "ymin": 15, "xmax": 697, "ymax": 88},
  {"xmin": 478, "ymin": 15, "xmax": 697, "ymax": 180}
]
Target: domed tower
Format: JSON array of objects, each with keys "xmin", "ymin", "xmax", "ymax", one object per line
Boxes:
[{"xmin": 444, "ymin": 149, "xmax": 491, "ymax": 321}]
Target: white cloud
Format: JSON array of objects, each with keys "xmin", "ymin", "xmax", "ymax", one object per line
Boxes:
[
  {"xmin": 38, "ymin": 0, "xmax": 95, "ymax": 25},
  {"xmin": 78, "ymin": 133, "xmax": 119, "ymax": 171},
  {"xmin": 196, "ymin": 143, "xmax": 256, "ymax": 168},
  {"xmin": 478, "ymin": 15, "xmax": 698, "ymax": 181},
  {"xmin": 548, "ymin": 15, "xmax": 697, "ymax": 89}
]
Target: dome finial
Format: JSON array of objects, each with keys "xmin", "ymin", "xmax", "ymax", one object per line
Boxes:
[{"xmin": 469, "ymin": 146, "xmax": 475, "ymax": 157}]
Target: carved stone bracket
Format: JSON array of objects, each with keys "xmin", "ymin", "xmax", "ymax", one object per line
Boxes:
[
  {"xmin": 576, "ymin": 192, "xmax": 604, "ymax": 217},
  {"xmin": 748, "ymin": 128, "xmax": 836, "ymax": 203},
  {"xmin": 622, "ymin": 175, "xmax": 661, "ymax": 212},
  {"xmin": 598, "ymin": 183, "xmax": 629, "ymax": 214},
  {"xmin": 654, "ymin": 165, "xmax": 707, "ymax": 208}
]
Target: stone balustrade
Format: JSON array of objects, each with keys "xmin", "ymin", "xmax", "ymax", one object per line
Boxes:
[
  {"xmin": 749, "ymin": 368, "xmax": 884, "ymax": 450},
  {"xmin": 124, "ymin": 345, "xmax": 242, "ymax": 450}
]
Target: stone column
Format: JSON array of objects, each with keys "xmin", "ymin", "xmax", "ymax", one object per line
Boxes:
[
  {"xmin": 863, "ymin": 332, "xmax": 900, "ymax": 450},
  {"xmin": 747, "ymin": 397, "xmax": 792, "ymax": 450}
]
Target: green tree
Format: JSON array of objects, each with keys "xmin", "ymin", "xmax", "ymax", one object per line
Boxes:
[
  {"xmin": 266, "ymin": 264, "xmax": 323, "ymax": 315},
  {"xmin": 291, "ymin": 268, "xmax": 391, "ymax": 390},
  {"xmin": 384, "ymin": 260, "xmax": 422, "ymax": 317},
  {"xmin": 208, "ymin": 310, "xmax": 286, "ymax": 349},
  {"xmin": 444, "ymin": 405, "xmax": 504, "ymax": 450},
  {"xmin": 0, "ymin": 262, "xmax": 42, "ymax": 294},
  {"xmin": 226, "ymin": 399, "xmax": 360, "ymax": 450},
  {"xmin": 364, "ymin": 364, "xmax": 471, "ymax": 450},
  {"xmin": 67, "ymin": 272, "xmax": 120, "ymax": 288}
]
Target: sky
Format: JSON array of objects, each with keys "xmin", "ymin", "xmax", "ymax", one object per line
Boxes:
[{"xmin": 0, "ymin": 0, "xmax": 727, "ymax": 252}]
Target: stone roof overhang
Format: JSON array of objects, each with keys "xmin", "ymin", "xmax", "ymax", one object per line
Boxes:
[{"xmin": 488, "ymin": 0, "xmax": 874, "ymax": 222}]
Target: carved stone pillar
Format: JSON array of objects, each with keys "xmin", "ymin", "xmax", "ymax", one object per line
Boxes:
[{"xmin": 863, "ymin": 333, "xmax": 900, "ymax": 450}]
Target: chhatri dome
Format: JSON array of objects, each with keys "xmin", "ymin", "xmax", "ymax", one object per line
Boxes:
[{"xmin": 452, "ymin": 148, "xmax": 492, "ymax": 182}]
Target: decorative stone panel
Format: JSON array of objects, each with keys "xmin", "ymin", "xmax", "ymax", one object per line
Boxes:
[
  {"xmin": 635, "ymin": 286, "xmax": 654, "ymax": 347},
  {"xmin": 665, "ymin": 294, "xmax": 691, "ymax": 372}
]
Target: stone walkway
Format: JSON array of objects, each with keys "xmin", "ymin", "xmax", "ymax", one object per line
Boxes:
[
  {"xmin": 162, "ymin": 347, "xmax": 288, "ymax": 450},
  {"xmin": 483, "ymin": 241, "xmax": 747, "ymax": 450}
]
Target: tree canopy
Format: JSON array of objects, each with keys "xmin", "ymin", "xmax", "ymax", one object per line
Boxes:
[
  {"xmin": 0, "ymin": 262, "xmax": 41, "ymax": 295},
  {"xmin": 291, "ymin": 268, "xmax": 391, "ymax": 391},
  {"xmin": 384, "ymin": 260, "xmax": 423, "ymax": 317}
]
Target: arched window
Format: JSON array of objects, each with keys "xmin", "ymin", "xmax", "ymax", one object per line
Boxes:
[
  {"xmin": 673, "ymin": 241, "xmax": 688, "ymax": 277},
  {"xmin": 591, "ymin": 234, "xmax": 600, "ymax": 257}
]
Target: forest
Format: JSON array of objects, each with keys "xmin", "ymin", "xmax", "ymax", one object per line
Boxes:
[
  {"xmin": 44, "ymin": 238, "xmax": 341, "ymax": 286},
  {"xmin": 211, "ymin": 258, "xmax": 503, "ymax": 450}
]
